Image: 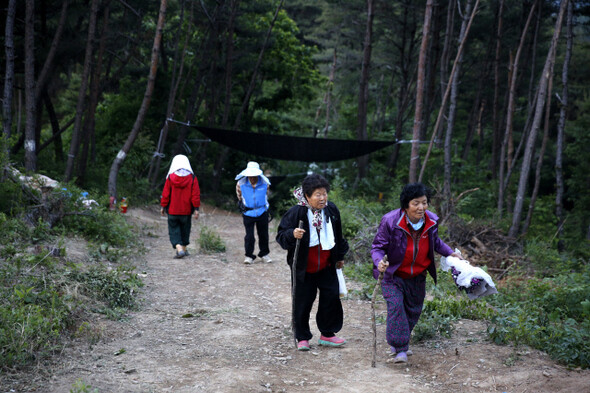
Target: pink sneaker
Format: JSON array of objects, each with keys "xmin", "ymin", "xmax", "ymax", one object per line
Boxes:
[
  {"xmin": 318, "ymin": 335, "xmax": 346, "ymax": 347},
  {"xmin": 297, "ymin": 340, "xmax": 310, "ymax": 351}
]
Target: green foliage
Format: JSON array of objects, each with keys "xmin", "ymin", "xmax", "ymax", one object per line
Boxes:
[
  {"xmin": 70, "ymin": 379, "xmax": 99, "ymax": 393},
  {"xmin": 199, "ymin": 226, "xmax": 227, "ymax": 253},
  {"xmin": 68, "ymin": 265, "xmax": 142, "ymax": 313}
]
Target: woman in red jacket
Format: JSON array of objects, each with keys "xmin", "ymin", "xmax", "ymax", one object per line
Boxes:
[{"xmin": 160, "ymin": 155, "xmax": 200, "ymax": 258}]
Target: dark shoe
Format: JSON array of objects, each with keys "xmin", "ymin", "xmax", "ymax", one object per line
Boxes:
[{"xmin": 174, "ymin": 250, "xmax": 186, "ymax": 259}]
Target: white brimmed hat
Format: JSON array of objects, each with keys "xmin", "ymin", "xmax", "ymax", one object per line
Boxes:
[{"xmin": 236, "ymin": 161, "xmax": 263, "ymax": 178}]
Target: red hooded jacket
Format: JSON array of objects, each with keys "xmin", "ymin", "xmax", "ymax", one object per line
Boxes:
[{"xmin": 160, "ymin": 173, "xmax": 200, "ymax": 215}]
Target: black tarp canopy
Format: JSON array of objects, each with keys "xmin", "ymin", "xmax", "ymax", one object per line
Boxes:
[{"xmin": 173, "ymin": 122, "xmax": 396, "ymax": 162}]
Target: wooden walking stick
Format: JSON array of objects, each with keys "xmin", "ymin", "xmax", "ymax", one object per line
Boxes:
[
  {"xmin": 291, "ymin": 220, "xmax": 304, "ymax": 349},
  {"xmin": 371, "ymin": 255, "xmax": 388, "ymax": 367}
]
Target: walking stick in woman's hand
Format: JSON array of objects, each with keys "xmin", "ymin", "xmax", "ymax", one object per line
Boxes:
[
  {"xmin": 291, "ymin": 220, "xmax": 304, "ymax": 349},
  {"xmin": 371, "ymin": 255, "xmax": 388, "ymax": 367}
]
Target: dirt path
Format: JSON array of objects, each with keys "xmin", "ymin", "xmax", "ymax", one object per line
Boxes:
[{"xmin": 11, "ymin": 205, "xmax": 590, "ymax": 392}]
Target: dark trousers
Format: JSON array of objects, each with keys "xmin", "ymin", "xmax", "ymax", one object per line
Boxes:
[
  {"xmin": 168, "ymin": 214, "xmax": 192, "ymax": 248},
  {"xmin": 293, "ymin": 267, "xmax": 343, "ymax": 341},
  {"xmin": 243, "ymin": 211, "xmax": 269, "ymax": 259}
]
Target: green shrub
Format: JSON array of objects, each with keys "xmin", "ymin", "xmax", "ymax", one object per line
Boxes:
[{"xmin": 199, "ymin": 226, "xmax": 226, "ymax": 253}]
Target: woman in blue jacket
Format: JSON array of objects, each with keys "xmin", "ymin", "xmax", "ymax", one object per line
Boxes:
[{"xmin": 236, "ymin": 162, "xmax": 272, "ymax": 264}]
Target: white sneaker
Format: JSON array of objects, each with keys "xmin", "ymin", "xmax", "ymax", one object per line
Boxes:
[
  {"xmin": 244, "ymin": 257, "xmax": 254, "ymax": 264},
  {"xmin": 261, "ymin": 255, "xmax": 273, "ymax": 263}
]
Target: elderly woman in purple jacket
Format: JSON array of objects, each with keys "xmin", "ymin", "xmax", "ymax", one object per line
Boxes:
[{"xmin": 371, "ymin": 183, "xmax": 462, "ymax": 363}]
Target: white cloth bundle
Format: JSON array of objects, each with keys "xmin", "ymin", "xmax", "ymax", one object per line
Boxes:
[
  {"xmin": 337, "ymin": 268, "xmax": 348, "ymax": 298},
  {"xmin": 440, "ymin": 250, "xmax": 498, "ymax": 300}
]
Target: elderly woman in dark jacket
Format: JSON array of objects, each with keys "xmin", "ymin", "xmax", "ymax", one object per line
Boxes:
[
  {"xmin": 276, "ymin": 174, "xmax": 349, "ymax": 351},
  {"xmin": 371, "ymin": 183, "xmax": 462, "ymax": 363}
]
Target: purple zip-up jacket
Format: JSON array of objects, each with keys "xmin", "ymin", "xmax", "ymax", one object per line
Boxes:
[{"xmin": 370, "ymin": 209, "xmax": 453, "ymax": 284}]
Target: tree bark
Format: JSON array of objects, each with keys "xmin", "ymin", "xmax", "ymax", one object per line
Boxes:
[
  {"xmin": 555, "ymin": 0, "xmax": 573, "ymax": 247},
  {"xmin": 64, "ymin": 0, "xmax": 100, "ymax": 181},
  {"xmin": 35, "ymin": 0, "xmax": 69, "ymax": 106},
  {"xmin": 522, "ymin": 70, "xmax": 553, "ymax": 235},
  {"xmin": 108, "ymin": 0, "xmax": 168, "ymax": 200},
  {"xmin": 355, "ymin": 0, "xmax": 375, "ymax": 182},
  {"xmin": 490, "ymin": 0, "xmax": 505, "ymax": 178},
  {"xmin": 2, "ymin": 0, "xmax": 17, "ymax": 160},
  {"xmin": 442, "ymin": 0, "xmax": 472, "ymax": 215},
  {"xmin": 497, "ymin": 1, "xmax": 537, "ymax": 217},
  {"xmin": 148, "ymin": 0, "xmax": 191, "ymax": 188},
  {"xmin": 41, "ymin": 89, "xmax": 65, "ymax": 162},
  {"xmin": 24, "ymin": 0, "xmax": 37, "ymax": 171},
  {"xmin": 418, "ymin": 0, "xmax": 480, "ymax": 183},
  {"xmin": 409, "ymin": 0, "xmax": 434, "ymax": 183},
  {"xmin": 508, "ymin": 0, "xmax": 568, "ymax": 238},
  {"xmin": 212, "ymin": 0, "xmax": 284, "ymax": 193}
]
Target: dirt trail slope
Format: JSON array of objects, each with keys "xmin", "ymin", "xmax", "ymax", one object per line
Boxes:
[{"xmin": 6, "ymin": 204, "xmax": 589, "ymax": 392}]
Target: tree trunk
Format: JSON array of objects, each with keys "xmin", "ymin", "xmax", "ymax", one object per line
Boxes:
[
  {"xmin": 409, "ymin": 0, "xmax": 434, "ymax": 183},
  {"xmin": 555, "ymin": 0, "xmax": 573, "ymax": 247},
  {"xmin": 2, "ymin": 0, "xmax": 17, "ymax": 160},
  {"xmin": 108, "ymin": 0, "xmax": 168, "ymax": 200},
  {"xmin": 212, "ymin": 0, "xmax": 284, "ymax": 193},
  {"xmin": 508, "ymin": 0, "xmax": 568, "ymax": 238},
  {"xmin": 41, "ymin": 89, "xmax": 64, "ymax": 162},
  {"xmin": 522, "ymin": 71, "xmax": 553, "ymax": 235},
  {"xmin": 148, "ymin": 0, "xmax": 191, "ymax": 188},
  {"xmin": 490, "ymin": 0, "xmax": 505, "ymax": 178},
  {"xmin": 356, "ymin": 0, "xmax": 375, "ymax": 182},
  {"xmin": 24, "ymin": 0, "xmax": 37, "ymax": 171},
  {"xmin": 497, "ymin": 1, "xmax": 537, "ymax": 217},
  {"xmin": 35, "ymin": 0, "xmax": 69, "ymax": 106},
  {"xmin": 443, "ymin": 0, "xmax": 472, "ymax": 214},
  {"xmin": 418, "ymin": 0, "xmax": 480, "ymax": 182},
  {"xmin": 78, "ymin": 1, "xmax": 111, "ymax": 184},
  {"xmin": 64, "ymin": 0, "xmax": 100, "ymax": 181}
]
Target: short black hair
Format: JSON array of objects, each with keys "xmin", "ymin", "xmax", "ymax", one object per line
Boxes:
[
  {"xmin": 399, "ymin": 182, "xmax": 430, "ymax": 209},
  {"xmin": 302, "ymin": 174, "xmax": 330, "ymax": 197}
]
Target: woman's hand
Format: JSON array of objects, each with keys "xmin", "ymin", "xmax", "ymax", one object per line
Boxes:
[
  {"xmin": 336, "ymin": 260, "xmax": 344, "ymax": 269},
  {"xmin": 377, "ymin": 258, "xmax": 389, "ymax": 273},
  {"xmin": 193, "ymin": 211, "xmax": 199, "ymax": 220},
  {"xmin": 450, "ymin": 251, "xmax": 464, "ymax": 260},
  {"xmin": 160, "ymin": 207, "xmax": 165, "ymax": 216},
  {"xmin": 293, "ymin": 228, "xmax": 306, "ymax": 239}
]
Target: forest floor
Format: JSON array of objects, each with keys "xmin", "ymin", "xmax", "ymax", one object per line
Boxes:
[{"xmin": 2, "ymin": 204, "xmax": 589, "ymax": 393}]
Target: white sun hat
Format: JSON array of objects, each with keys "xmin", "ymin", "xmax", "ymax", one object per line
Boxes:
[{"xmin": 235, "ymin": 161, "xmax": 270, "ymax": 184}]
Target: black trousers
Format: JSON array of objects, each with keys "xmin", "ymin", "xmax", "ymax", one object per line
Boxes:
[
  {"xmin": 242, "ymin": 211, "xmax": 270, "ymax": 259},
  {"xmin": 293, "ymin": 267, "xmax": 343, "ymax": 341},
  {"xmin": 167, "ymin": 214, "xmax": 191, "ymax": 248}
]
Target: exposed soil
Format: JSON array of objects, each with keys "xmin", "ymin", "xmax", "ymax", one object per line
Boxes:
[{"xmin": 2, "ymin": 204, "xmax": 589, "ymax": 392}]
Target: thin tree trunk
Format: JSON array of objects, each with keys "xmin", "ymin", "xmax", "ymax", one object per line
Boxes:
[
  {"xmin": 443, "ymin": 0, "xmax": 472, "ymax": 214},
  {"xmin": 78, "ymin": 1, "xmax": 111, "ymax": 184},
  {"xmin": 314, "ymin": 49, "xmax": 337, "ymax": 138},
  {"xmin": 24, "ymin": 0, "xmax": 37, "ymax": 171},
  {"xmin": 522, "ymin": 71, "xmax": 553, "ymax": 235},
  {"xmin": 2, "ymin": 0, "xmax": 17, "ymax": 160},
  {"xmin": 64, "ymin": 0, "xmax": 100, "ymax": 181},
  {"xmin": 108, "ymin": 0, "xmax": 168, "ymax": 200},
  {"xmin": 555, "ymin": 0, "xmax": 573, "ymax": 247},
  {"xmin": 148, "ymin": 0, "xmax": 191, "ymax": 188},
  {"xmin": 491, "ymin": 0, "xmax": 504, "ymax": 178},
  {"xmin": 497, "ymin": 1, "xmax": 537, "ymax": 217},
  {"xmin": 35, "ymin": 0, "xmax": 69, "ymax": 106},
  {"xmin": 356, "ymin": 0, "xmax": 375, "ymax": 182},
  {"xmin": 418, "ymin": 0, "xmax": 480, "ymax": 182},
  {"xmin": 508, "ymin": 0, "xmax": 568, "ymax": 238},
  {"xmin": 42, "ymin": 89, "xmax": 64, "ymax": 162},
  {"xmin": 409, "ymin": 0, "xmax": 434, "ymax": 183},
  {"xmin": 212, "ymin": 0, "xmax": 284, "ymax": 193}
]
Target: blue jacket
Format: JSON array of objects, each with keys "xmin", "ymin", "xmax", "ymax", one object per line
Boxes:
[
  {"xmin": 370, "ymin": 209, "xmax": 453, "ymax": 284},
  {"xmin": 239, "ymin": 177, "xmax": 269, "ymax": 217}
]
